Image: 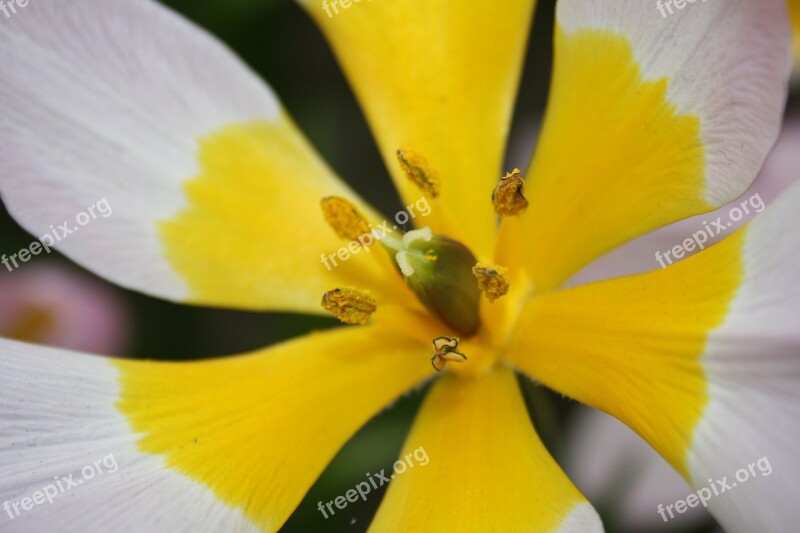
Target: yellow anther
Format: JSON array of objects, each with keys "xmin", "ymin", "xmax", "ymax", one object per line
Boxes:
[
  {"xmin": 321, "ymin": 196, "xmax": 371, "ymax": 241},
  {"xmin": 397, "ymin": 149, "xmax": 441, "ymax": 198},
  {"xmin": 321, "ymin": 288, "xmax": 377, "ymax": 325},
  {"xmin": 492, "ymin": 168, "xmax": 528, "ymax": 216},
  {"xmin": 472, "ymin": 262, "xmax": 510, "ymax": 303},
  {"xmin": 431, "ymin": 336, "xmax": 467, "ymax": 372}
]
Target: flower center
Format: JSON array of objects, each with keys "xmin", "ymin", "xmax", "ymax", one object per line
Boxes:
[
  {"xmin": 319, "ymin": 152, "xmax": 523, "ymax": 374},
  {"xmin": 377, "ymin": 226, "xmax": 482, "ymax": 337}
]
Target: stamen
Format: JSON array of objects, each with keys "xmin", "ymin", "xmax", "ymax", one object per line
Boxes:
[
  {"xmin": 397, "ymin": 149, "xmax": 441, "ymax": 198},
  {"xmin": 472, "ymin": 262, "xmax": 510, "ymax": 303},
  {"xmin": 492, "ymin": 168, "xmax": 528, "ymax": 216},
  {"xmin": 321, "ymin": 288, "xmax": 377, "ymax": 325},
  {"xmin": 431, "ymin": 336, "xmax": 467, "ymax": 372},
  {"xmin": 321, "ymin": 196, "xmax": 371, "ymax": 241}
]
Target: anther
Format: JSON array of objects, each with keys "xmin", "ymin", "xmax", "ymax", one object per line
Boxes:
[
  {"xmin": 397, "ymin": 149, "xmax": 441, "ymax": 198},
  {"xmin": 321, "ymin": 196, "xmax": 371, "ymax": 241},
  {"xmin": 472, "ymin": 263, "xmax": 510, "ymax": 303},
  {"xmin": 321, "ymin": 288, "xmax": 376, "ymax": 325},
  {"xmin": 492, "ymin": 168, "xmax": 528, "ymax": 216}
]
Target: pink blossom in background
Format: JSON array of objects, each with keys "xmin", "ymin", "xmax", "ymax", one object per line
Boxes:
[{"xmin": 0, "ymin": 262, "xmax": 130, "ymax": 354}]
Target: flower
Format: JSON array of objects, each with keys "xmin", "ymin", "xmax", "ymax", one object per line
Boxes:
[
  {"xmin": 0, "ymin": 1, "xmax": 796, "ymax": 532},
  {"xmin": 0, "ymin": 262, "xmax": 130, "ymax": 354}
]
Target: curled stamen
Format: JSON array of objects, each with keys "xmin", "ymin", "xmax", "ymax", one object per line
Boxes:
[
  {"xmin": 321, "ymin": 196, "xmax": 371, "ymax": 241},
  {"xmin": 431, "ymin": 336, "xmax": 467, "ymax": 372},
  {"xmin": 321, "ymin": 288, "xmax": 376, "ymax": 325},
  {"xmin": 397, "ymin": 149, "xmax": 441, "ymax": 198},
  {"xmin": 492, "ymin": 168, "xmax": 528, "ymax": 216},
  {"xmin": 472, "ymin": 262, "xmax": 510, "ymax": 303}
]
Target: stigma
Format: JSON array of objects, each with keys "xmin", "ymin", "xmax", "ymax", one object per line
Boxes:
[{"xmin": 430, "ymin": 336, "xmax": 467, "ymax": 372}]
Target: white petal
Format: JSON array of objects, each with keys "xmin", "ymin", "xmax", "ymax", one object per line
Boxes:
[
  {"xmin": 0, "ymin": 339, "xmax": 257, "ymax": 532},
  {"xmin": 688, "ymin": 179, "xmax": 800, "ymax": 533},
  {"xmin": 0, "ymin": 0, "xmax": 272, "ymax": 300},
  {"xmin": 557, "ymin": 503, "xmax": 605, "ymax": 533},
  {"xmin": 508, "ymin": 180, "xmax": 800, "ymax": 531},
  {"xmin": 516, "ymin": 0, "xmax": 792, "ymax": 292},
  {"xmin": 0, "ymin": 0, "xmax": 385, "ymax": 312},
  {"xmin": 558, "ymin": 0, "xmax": 791, "ymax": 205}
]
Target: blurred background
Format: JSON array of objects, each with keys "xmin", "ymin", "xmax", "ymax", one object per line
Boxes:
[{"xmin": 1, "ymin": 1, "xmax": 797, "ymax": 531}]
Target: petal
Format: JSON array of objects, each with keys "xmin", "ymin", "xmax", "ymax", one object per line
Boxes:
[
  {"xmin": 0, "ymin": 342, "xmax": 256, "ymax": 532},
  {"xmin": 510, "ymin": 0, "xmax": 791, "ymax": 292},
  {"xmin": 297, "ymin": 0, "xmax": 537, "ymax": 258},
  {"xmin": 567, "ymin": 116, "xmax": 800, "ymax": 286},
  {"xmin": 506, "ymin": 180, "xmax": 800, "ymax": 532},
  {"xmin": 0, "ymin": 0, "xmax": 391, "ymax": 313},
  {"xmin": 0, "ymin": 309, "xmax": 437, "ymax": 531},
  {"xmin": 369, "ymin": 367, "xmax": 602, "ymax": 532},
  {"xmin": 563, "ymin": 407, "xmax": 711, "ymax": 531}
]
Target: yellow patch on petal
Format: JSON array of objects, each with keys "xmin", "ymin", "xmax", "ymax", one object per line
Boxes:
[
  {"xmin": 517, "ymin": 27, "xmax": 710, "ymax": 292},
  {"xmin": 114, "ymin": 314, "xmax": 437, "ymax": 531},
  {"xmin": 507, "ymin": 229, "xmax": 747, "ymax": 478},
  {"xmin": 302, "ymin": 0, "xmax": 537, "ymax": 258},
  {"xmin": 158, "ymin": 116, "xmax": 396, "ymax": 313},
  {"xmin": 370, "ymin": 367, "xmax": 595, "ymax": 531}
]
